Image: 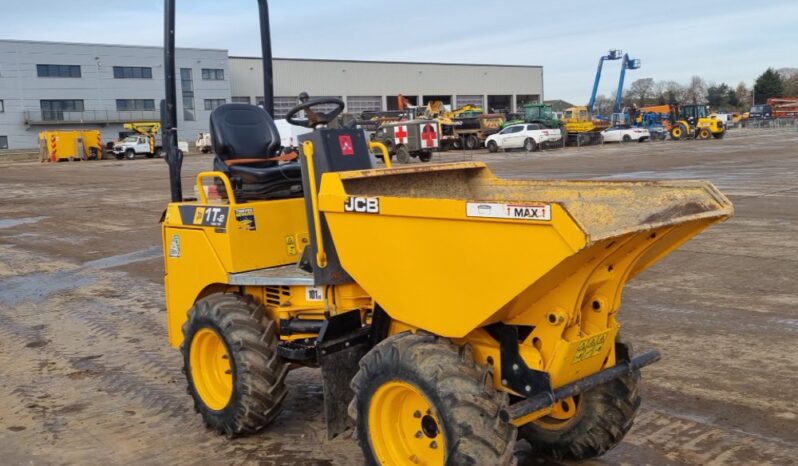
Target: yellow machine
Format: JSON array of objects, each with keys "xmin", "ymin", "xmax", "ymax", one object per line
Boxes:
[
  {"xmin": 160, "ymin": 2, "xmax": 733, "ymax": 464},
  {"xmin": 669, "ymin": 104, "xmax": 725, "ymax": 140},
  {"xmin": 561, "ymin": 105, "xmax": 609, "ymax": 145},
  {"xmin": 38, "ymin": 130, "xmax": 103, "ymax": 162}
]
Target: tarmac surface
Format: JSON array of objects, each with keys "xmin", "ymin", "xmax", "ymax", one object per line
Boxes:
[{"xmin": 0, "ymin": 127, "xmax": 796, "ymax": 465}]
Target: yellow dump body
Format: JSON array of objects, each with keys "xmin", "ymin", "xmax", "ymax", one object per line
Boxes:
[
  {"xmin": 318, "ymin": 162, "xmax": 732, "ymax": 339},
  {"xmin": 39, "ymin": 130, "xmax": 103, "ymax": 161}
]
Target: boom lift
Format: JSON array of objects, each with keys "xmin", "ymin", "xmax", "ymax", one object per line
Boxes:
[
  {"xmin": 613, "ymin": 53, "xmax": 641, "ymax": 114},
  {"xmin": 160, "ymin": 2, "xmax": 733, "ymax": 464}
]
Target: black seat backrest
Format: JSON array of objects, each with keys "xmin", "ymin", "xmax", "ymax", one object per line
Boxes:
[{"xmin": 210, "ymin": 104, "xmax": 281, "ymax": 164}]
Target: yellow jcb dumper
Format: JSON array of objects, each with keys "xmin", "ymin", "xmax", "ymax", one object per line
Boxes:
[
  {"xmin": 39, "ymin": 130, "xmax": 103, "ymax": 162},
  {"xmin": 159, "ymin": 2, "xmax": 733, "ymax": 464}
]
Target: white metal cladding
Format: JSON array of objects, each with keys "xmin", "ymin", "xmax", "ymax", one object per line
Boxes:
[
  {"xmin": 346, "ymin": 96, "xmax": 382, "ymax": 113},
  {"xmin": 230, "ymin": 57, "xmax": 542, "ymax": 108},
  {"xmin": 456, "ymin": 95, "xmax": 484, "ymax": 108}
]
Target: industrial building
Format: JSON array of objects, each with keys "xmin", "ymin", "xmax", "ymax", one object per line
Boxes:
[
  {"xmin": 0, "ymin": 39, "xmax": 230, "ymax": 150},
  {"xmin": 229, "ymin": 57, "xmax": 544, "ymax": 118},
  {"xmin": 0, "ymin": 39, "xmax": 544, "ymax": 150}
]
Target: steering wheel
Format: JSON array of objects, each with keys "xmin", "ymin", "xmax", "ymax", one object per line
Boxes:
[{"xmin": 285, "ymin": 94, "xmax": 345, "ymax": 128}]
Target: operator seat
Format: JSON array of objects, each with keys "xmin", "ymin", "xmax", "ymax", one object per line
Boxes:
[{"xmin": 210, "ymin": 103, "xmax": 302, "ymax": 201}]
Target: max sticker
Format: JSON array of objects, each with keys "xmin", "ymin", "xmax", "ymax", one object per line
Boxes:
[
  {"xmin": 466, "ymin": 202, "xmax": 551, "ymax": 221},
  {"xmin": 235, "ymin": 208, "xmax": 256, "ymax": 231}
]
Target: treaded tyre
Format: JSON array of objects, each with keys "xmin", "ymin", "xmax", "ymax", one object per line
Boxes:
[
  {"xmin": 350, "ymin": 332, "xmax": 517, "ymax": 466},
  {"xmin": 487, "ymin": 140, "xmax": 499, "ymax": 153},
  {"xmin": 182, "ymin": 293, "xmax": 288, "ymax": 437},
  {"xmin": 517, "ymin": 369, "xmax": 641, "ymax": 461},
  {"xmin": 396, "ymin": 145, "xmax": 411, "ymax": 164}
]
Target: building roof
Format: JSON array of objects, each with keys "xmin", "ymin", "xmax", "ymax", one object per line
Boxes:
[
  {"xmin": 230, "ymin": 56, "xmax": 542, "ymax": 69},
  {"xmin": 0, "ymin": 38, "xmax": 226, "ymax": 53}
]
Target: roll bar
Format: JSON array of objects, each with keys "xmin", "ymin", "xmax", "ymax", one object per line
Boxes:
[{"xmin": 161, "ymin": 0, "xmax": 274, "ymax": 202}]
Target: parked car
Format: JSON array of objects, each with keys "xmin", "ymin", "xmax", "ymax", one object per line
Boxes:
[
  {"xmin": 485, "ymin": 123, "xmax": 562, "ymax": 152},
  {"xmin": 601, "ymin": 125, "xmax": 650, "ymax": 143}
]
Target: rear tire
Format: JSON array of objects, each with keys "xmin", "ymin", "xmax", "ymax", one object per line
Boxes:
[
  {"xmin": 517, "ymin": 369, "xmax": 640, "ymax": 461},
  {"xmin": 182, "ymin": 293, "xmax": 288, "ymax": 437},
  {"xmin": 487, "ymin": 140, "xmax": 499, "ymax": 153},
  {"xmin": 351, "ymin": 332, "xmax": 517, "ymax": 466},
  {"xmin": 418, "ymin": 151, "xmax": 433, "ymax": 163},
  {"xmin": 396, "ymin": 145, "xmax": 411, "ymax": 164},
  {"xmin": 622, "ymin": 134, "xmax": 631, "ymax": 143},
  {"xmin": 464, "ymin": 134, "xmax": 479, "ymax": 150},
  {"xmin": 523, "ymin": 138, "xmax": 537, "ymax": 152}
]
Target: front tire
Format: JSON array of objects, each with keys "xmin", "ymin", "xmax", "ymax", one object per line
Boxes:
[
  {"xmin": 487, "ymin": 140, "xmax": 499, "ymax": 153},
  {"xmin": 351, "ymin": 332, "xmax": 516, "ymax": 466},
  {"xmin": 125, "ymin": 149, "xmax": 136, "ymax": 160},
  {"xmin": 517, "ymin": 369, "xmax": 640, "ymax": 461},
  {"xmin": 670, "ymin": 123, "xmax": 687, "ymax": 140},
  {"xmin": 697, "ymin": 128, "xmax": 711, "ymax": 140},
  {"xmin": 418, "ymin": 151, "xmax": 433, "ymax": 163},
  {"xmin": 182, "ymin": 293, "xmax": 288, "ymax": 437},
  {"xmin": 396, "ymin": 145, "xmax": 411, "ymax": 164}
]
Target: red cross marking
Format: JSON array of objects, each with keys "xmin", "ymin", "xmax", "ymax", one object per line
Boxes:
[
  {"xmin": 394, "ymin": 125, "xmax": 408, "ymax": 144},
  {"xmin": 421, "ymin": 123, "xmax": 438, "ymax": 148}
]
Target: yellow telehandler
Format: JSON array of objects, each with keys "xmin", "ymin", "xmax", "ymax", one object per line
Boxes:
[{"xmin": 159, "ymin": 2, "xmax": 733, "ymax": 464}]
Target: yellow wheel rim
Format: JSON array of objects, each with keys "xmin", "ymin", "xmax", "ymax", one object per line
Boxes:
[
  {"xmin": 534, "ymin": 396, "xmax": 580, "ymax": 431},
  {"xmin": 673, "ymin": 128, "xmax": 682, "ymax": 137},
  {"xmin": 368, "ymin": 381, "xmax": 445, "ymax": 465},
  {"xmin": 190, "ymin": 327, "xmax": 233, "ymax": 411}
]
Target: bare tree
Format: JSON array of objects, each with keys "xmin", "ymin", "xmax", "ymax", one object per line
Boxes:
[
  {"xmin": 684, "ymin": 76, "xmax": 707, "ymax": 104},
  {"xmin": 594, "ymin": 94, "xmax": 613, "ymax": 116},
  {"xmin": 627, "ymin": 78, "xmax": 655, "ymax": 106},
  {"xmin": 658, "ymin": 80, "xmax": 686, "ymax": 103},
  {"xmin": 735, "ymin": 82, "xmax": 751, "ymax": 110}
]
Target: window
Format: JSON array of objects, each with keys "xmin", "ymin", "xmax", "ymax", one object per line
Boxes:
[
  {"xmin": 0, "ymin": 100, "xmax": 3, "ymax": 113},
  {"xmin": 113, "ymin": 66, "xmax": 152, "ymax": 79},
  {"xmin": 500, "ymin": 125, "xmax": 523, "ymax": 135},
  {"xmin": 204, "ymin": 99, "xmax": 226, "ymax": 111},
  {"xmin": 116, "ymin": 99, "xmax": 156, "ymax": 111},
  {"xmin": 516, "ymin": 95, "xmax": 540, "ymax": 108},
  {"xmin": 527, "ymin": 124, "xmax": 540, "ymax": 131},
  {"xmin": 274, "ymin": 96, "xmax": 297, "ymax": 118},
  {"xmin": 181, "ymin": 68, "xmax": 195, "ymax": 121},
  {"xmin": 201, "ymin": 68, "xmax": 224, "ymax": 80},
  {"xmin": 37, "ymin": 64, "xmax": 81, "ymax": 78},
  {"xmin": 456, "ymin": 95, "xmax": 484, "ymax": 109},
  {"xmin": 0, "ymin": 136, "xmax": 7, "ymax": 150},
  {"xmin": 40, "ymin": 99, "xmax": 84, "ymax": 120},
  {"xmin": 231, "ymin": 96, "xmax": 251, "ymax": 104},
  {"xmin": 347, "ymin": 96, "xmax": 382, "ymax": 113}
]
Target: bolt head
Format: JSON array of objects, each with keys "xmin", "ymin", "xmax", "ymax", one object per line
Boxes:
[
  {"xmin": 525, "ymin": 385, "xmax": 531, "ymax": 392},
  {"xmin": 430, "ymin": 441, "xmax": 438, "ymax": 449},
  {"xmin": 415, "ymin": 431, "xmax": 423, "ymax": 438},
  {"xmin": 512, "ymin": 363, "xmax": 519, "ymax": 371},
  {"xmin": 413, "ymin": 410, "xmax": 422, "ymax": 418}
]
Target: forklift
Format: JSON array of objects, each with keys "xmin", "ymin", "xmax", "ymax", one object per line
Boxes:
[{"xmin": 159, "ymin": 1, "xmax": 733, "ymax": 464}]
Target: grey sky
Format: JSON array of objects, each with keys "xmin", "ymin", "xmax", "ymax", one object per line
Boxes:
[{"xmin": 2, "ymin": 0, "xmax": 796, "ymax": 103}]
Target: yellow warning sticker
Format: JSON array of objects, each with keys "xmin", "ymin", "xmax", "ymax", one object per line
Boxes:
[
  {"xmin": 193, "ymin": 207, "xmax": 206, "ymax": 225},
  {"xmin": 572, "ymin": 331, "xmax": 610, "ymax": 364},
  {"xmin": 285, "ymin": 235, "xmax": 297, "ymax": 255}
]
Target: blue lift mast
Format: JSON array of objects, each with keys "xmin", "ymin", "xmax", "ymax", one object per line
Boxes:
[{"xmin": 587, "ymin": 50, "xmax": 622, "ymax": 114}]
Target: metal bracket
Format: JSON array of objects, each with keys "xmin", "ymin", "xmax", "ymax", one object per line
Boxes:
[{"xmin": 489, "ymin": 323, "xmax": 553, "ymax": 398}]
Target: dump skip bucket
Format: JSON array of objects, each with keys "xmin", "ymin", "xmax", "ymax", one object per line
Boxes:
[{"xmin": 317, "ymin": 162, "xmax": 732, "ymax": 338}]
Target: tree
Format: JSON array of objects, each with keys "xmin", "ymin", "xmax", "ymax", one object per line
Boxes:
[
  {"xmin": 659, "ymin": 80, "xmax": 686, "ymax": 103},
  {"xmin": 627, "ymin": 78, "xmax": 655, "ymax": 106},
  {"xmin": 706, "ymin": 83, "xmax": 732, "ymax": 110},
  {"xmin": 684, "ymin": 76, "xmax": 707, "ymax": 104},
  {"xmin": 735, "ymin": 82, "xmax": 751, "ymax": 110},
  {"xmin": 753, "ymin": 68, "xmax": 784, "ymax": 104},
  {"xmin": 594, "ymin": 94, "xmax": 613, "ymax": 116},
  {"xmin": 782, "ymin": 71, "xmax": 798, "ymax": 97}
]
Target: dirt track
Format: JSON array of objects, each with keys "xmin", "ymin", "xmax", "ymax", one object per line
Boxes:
[{"xmin": 1, "ymin": 128, "xmax": 796, "ymax": 465}]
